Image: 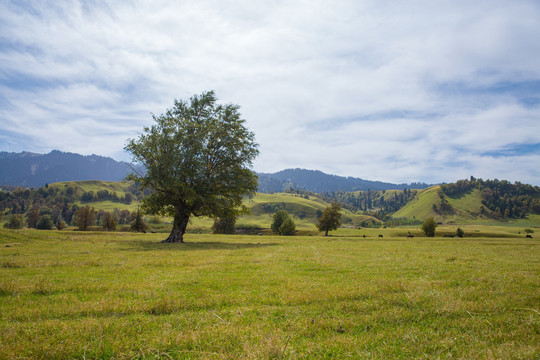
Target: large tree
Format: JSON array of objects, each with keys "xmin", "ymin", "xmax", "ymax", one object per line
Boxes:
[{"xmin": 125, "ymin": 91, "xmax": 259, "ymax": 243}]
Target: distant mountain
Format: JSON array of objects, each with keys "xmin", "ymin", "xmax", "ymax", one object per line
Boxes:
[
  {"xmin": 0, "ymin": 150, "xmax": 430, "ymax": 192},
  {"xmin": 0, "ymin": 150, "xmax": 136, "ymax": 188},
  {"xmin": 257, "ymin": 168, "xmax": 431, "ymax": 193}
]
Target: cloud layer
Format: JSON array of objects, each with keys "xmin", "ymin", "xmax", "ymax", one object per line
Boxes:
[{"xmin": 1, "ymin": 0, "xmax": 540, "ymax": 184}]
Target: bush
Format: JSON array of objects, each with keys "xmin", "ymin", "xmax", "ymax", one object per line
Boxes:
[
  {"xmin": 280, "ymin": 217, "xmax": 296, "ymax": 236},
  {"xmin": 456, "ymin": 227, "xmax": 464, "ymax": 238},
  {"xmin": 36, "ymin": 215, "xmax": 53, "ymax": 230},
  {"xmin": 524, "ymin": 228, "xmax": 534, "ymax": 234},
  {"xmin": 3, "ymin": 215, "xmax": 24, "ymax": 229},
  {"xmin": 421, "ymin": 217, "xmax": 437, "ymax": 237},
  {"xmin": 56, "ymin": 219, "xmax": 66, "ymax": 230},
  {"xmin": 212, "ymin": 216, "xmax": 236, "ymax": 234},
  {"xmin": 271, "ymin": 210, "xmax": 295, "ymax": 236}
]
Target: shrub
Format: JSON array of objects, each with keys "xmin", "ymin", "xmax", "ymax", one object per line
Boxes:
[
  {"xmin": 271, "ymin": 210, "xmax": 295, "ymax": 236},
  {"xmin": 56, "ymin": 219, "xmax": 66, "ymax": 230},
  {"xmin": 421, "ymin": 217, "xmax": 437, "ymax": 237},
  {"xmin": 36, "ymin": 215, "xmax": 53, "ymax": 230},
  {"xmin": 280, "ymin": 217, "xmax": 296, "ymax": 236},
  {"xmin": 212, "ymin": 216, "xmax": 236, "ymax": 234},
  {"xmin": 3, "ymin": 215, "xmax": 24, "ymax": 229},
  {"xmin": 456, "ymin": 227, "xmax": 464, "ymax": 238}
]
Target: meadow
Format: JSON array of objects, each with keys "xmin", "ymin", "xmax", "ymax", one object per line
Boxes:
[{"xmin": 0, "ymin": 227, "xmax": 538, "ymax": 359}]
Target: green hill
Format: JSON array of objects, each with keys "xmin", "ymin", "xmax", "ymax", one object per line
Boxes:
[
  {"xmin": 3, "ymin": 179, "xmax": 539, "ymax": 230},
  {"xmin": 393, "ymin": 185, "xmax": 495, "ymax": 224},
  {"xmin": 4, "ymin": 181, "xmax": 379, "ymax": 232},
  {"xmin": 50, "ymin": 180, "xmax": 133, "ymax": 196},
  {"xmin": 393, "ymin": 184, "xmax": 539, "ymax": 225},
  {"xmin": 392, "ymin": 186, "xmax": 441, "ymax": 220},
  {"xmin": 242, "ymin": 192, "xmax": 379, "ymax": 229}
]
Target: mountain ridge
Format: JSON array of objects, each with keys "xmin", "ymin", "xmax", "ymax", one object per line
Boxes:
[
  {"xmin": 0, "ymin": 150, "xmax": 134, "ymax": 188},
  {"xmin": 1, "ymin": 150, "xmax": 429, "ymax": 191}
]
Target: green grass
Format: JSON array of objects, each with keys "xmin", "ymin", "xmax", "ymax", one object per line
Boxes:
[
  {"xmin": 50, "ymin": 180, "xmax": 133, "ymax": 196},
  {"xmin": 1, "ymin": 228, "xmax": 538, "ymax": 359},
  {"xmin": 393, "ymin": 186, "xmax": 441, "ymax": 221},
  {"xmin": 392, "ymin": 186, "xmax": 540, "ymax": 226}
]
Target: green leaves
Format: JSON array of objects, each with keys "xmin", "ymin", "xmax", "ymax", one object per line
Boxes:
[
  {"xmin": 421, "ymin": 217, "xmax": 437, "ymax": 237},
  {"xmin": 271, "ymin": 210, "xmax": 296, "ymax": 236},
  {"xmin": 124, "ymin": 91, "xmax": 259, "ymax": 242}
]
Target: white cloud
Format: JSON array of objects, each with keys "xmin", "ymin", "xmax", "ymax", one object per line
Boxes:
[{"xmin": 1, "ymin": 0, "xmax": 540, "ymax": 184}]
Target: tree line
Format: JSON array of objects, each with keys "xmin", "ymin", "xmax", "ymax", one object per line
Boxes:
[
  {"xmin": 319, "ymin": 188, "xmax": 418, "ymax": 219},
  {"xmin": 0, "ymin": 183, "xmax": 148, "ymax": 230}
]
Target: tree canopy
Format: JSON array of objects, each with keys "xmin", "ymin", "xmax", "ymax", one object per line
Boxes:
[{"xmin": 125, "ymin": 91, "xmax": 259, "ymax": 243}]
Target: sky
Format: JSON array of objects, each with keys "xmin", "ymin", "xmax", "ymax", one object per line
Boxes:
[{"xmin": 1, "ymin": 0, "xmax": 540, "ymax": 185}]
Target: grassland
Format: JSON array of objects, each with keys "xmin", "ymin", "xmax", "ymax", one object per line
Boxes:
[
  {"xmin": 49, "ymin": 180, "xmax": 133, "ymax": 197},
  {"xmin": 1, "ymin": 228, "xmax": 538, "ymax": 359}
]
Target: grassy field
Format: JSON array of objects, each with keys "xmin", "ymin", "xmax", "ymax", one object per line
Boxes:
[{"xmin": 0, "ymin": 228, "xmax": 538, "ymax": 359}]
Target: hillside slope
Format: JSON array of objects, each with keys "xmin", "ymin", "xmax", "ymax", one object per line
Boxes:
[{"xmin": 393, "ymin": 186, "xmax": 492, "ymax": 224}]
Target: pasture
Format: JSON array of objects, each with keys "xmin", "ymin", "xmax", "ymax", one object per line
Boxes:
[{"xmin": 0, "ymin": 228, "xmax": 538, "ymax": 359}]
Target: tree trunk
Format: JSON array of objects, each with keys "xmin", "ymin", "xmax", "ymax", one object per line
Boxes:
[
  {"xmin": 325, "ymin": 229, "xmax": 329, "ymax": 236},
  {"xmin": 162, "ymin": 208, "xmax": 189, "ymax": 243}
]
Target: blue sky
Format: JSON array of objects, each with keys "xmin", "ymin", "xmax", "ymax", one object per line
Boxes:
[{"xmin": 1, "ymin": 0, "xmax": 540, "ymax": 185}]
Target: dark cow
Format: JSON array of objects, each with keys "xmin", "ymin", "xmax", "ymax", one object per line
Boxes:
[
  {"xmin": 407, "ymin": 233, "xmax": 414, "ymax": 239},
  {"xmin": 526, "ymin": 234, "xmax": 533, "ymax": 239},
  {"xmin": 362, "ymin": 235, "xmax": 366, "ymax": 239},
  {"xmin": 378, "ymin": 234, "xmax": 383, "ymax": 238}
]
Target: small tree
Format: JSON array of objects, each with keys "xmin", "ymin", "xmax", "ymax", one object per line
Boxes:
[
  {"xmin": 27, "ymin": 206, "xmax": 40, "ymax": 228},
  {"xmin": 421, "ymin": 217, "xmax": 437, "ymax": 237},
  {"xmin": 317, "ymin": 203, "xmax": 342, "ymax": 236},
  {"xmin": 456, "ymin": 227, "xmax": 464, "ymax": 238},
  {"xmin": 271, "ymin": 210, "xmax": 295, "ymax": 236},
  {"xmin": 4, "ymin": 214, "xmax": 24, "ymax": 229},
  {"xmin": 279, "ymin": 217, "xmax": 296, "ymax": 236},
  {"xmin": 74, "ymin": 205, "xmax": 96, "ymax": 231},
  {"xmin": 130, "ymin": 207, "xmax": 148, "ymax": 233},
  {"xmin": 36, "ymin": 215, "xmax": 53, "ymax": 230},
  {"xmin": 101, "ymin": 212, "xmax": 117, "ymax": 231}
]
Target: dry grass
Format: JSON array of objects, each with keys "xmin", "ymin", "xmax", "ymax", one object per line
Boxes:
[{"xmin": 0, "ymin": 228, "xmax": 539, "ymax": 359}]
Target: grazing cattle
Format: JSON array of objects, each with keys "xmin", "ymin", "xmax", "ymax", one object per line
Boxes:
[
  {"xmin": 526, "ymin": 234, "xmax": 533, "ymax": 239},
  {"xmin": 407, "ymin": 233, "xmax": 414, "ymax": 239},
  {"xmin": 378, "ymin": 234, "xmax": 383, "ymax": 238},
  {"xmin": 362, "ymin": 235, "xmax": 366, "ymax": 239}
]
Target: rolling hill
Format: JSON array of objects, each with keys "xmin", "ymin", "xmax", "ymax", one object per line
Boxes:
[
  {"xmin": 2, "ymin": 177, "xmax": 539, "ymax": 230},
  {"xmin": 392, "ymin": 184, "xmax": 540, "ymax": 226}
]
